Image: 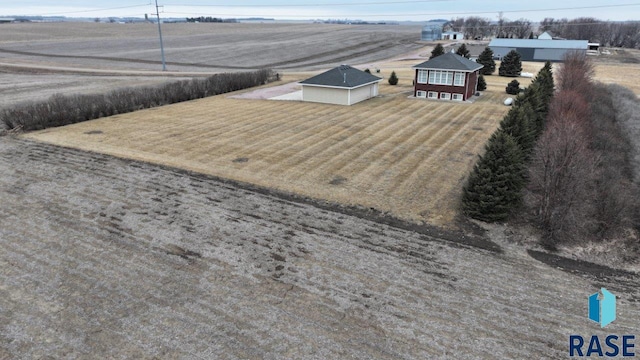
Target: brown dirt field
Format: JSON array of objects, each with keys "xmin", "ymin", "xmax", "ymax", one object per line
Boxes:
[
  {"xmin": 0, "ymin": 22, "xmax": 422, "ymax": 72},
  {"xmin": 2, "ymin": 137, "xmax": 639, "ymax": 359},
  {"xmin": 25, "ymin": 72, "xmax": 517, "ymax": 227}
]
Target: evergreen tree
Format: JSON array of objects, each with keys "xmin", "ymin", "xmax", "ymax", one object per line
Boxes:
[
  {"xmin": 500, "ymin": 102, "xmax": 537, "ymax": 157},
  {"xmin": 388, "ymin": 71, "xmax": 398, "ymax": 85},
  {"xmin": 430, "ymin": 43, "xmax": 445, "ymax": 59},
  {"xmin": 462, "ymin": 130, "xmax": 526, "ymax": 221},
  {"xmin": 499, "ymin": 50, "xmax": 522, "ymax": 77},
  {"xmin": 515, "ymin": 63, "xmax": 554, "ymax": 135},
  {"xmin": 455, "ymin": 43, "xmax": 470, "ymax": 59},
  {"xmin": 476, "ymin": 47, "xmax": 496, "ymax": 75},
  {"xmin": 477, "ymin": 74, "xmax": 487, "ymax": 91},
  {"xmin": 536, "ymin": 61, "xmax": 555, "ymax": 102},
  {"xmin": 529, "ymin": 31, "xmax": 534, "ymax": 39},
  {"xmin": 506, "ymin": 79, "xmax": 521, "ymax": 95}
]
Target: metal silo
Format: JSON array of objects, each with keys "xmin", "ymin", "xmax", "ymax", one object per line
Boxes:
[{"xmin": 421, "ymin": 22, "xmax": 443, "ymax": 41}]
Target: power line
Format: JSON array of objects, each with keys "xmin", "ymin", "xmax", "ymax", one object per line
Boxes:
[
  {"xmin": 164, "ymin": 0, "xmax": 453, "ymax": 7},
  {"xmin": 161, "ymin": 2, "xmax": 640, "ymax": 18},
  {"xmin": 32, "ymin": 3, "xmax": 152, "ymax": 16}
]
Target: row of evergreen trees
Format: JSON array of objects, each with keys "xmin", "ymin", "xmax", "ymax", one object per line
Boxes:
[{"xmin": 461, "ymin": 62, "xmax": 554, "ymax": 221}]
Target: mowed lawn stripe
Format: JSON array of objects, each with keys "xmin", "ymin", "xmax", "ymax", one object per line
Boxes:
[
  {"xmin": 284, "ymin": 100, "xmax": 417, "ymax": 181},
  {"xmin": 237, "ymin": 103, "xmax": 360, "ymax": 171},
  {"xmin": 388, "ymin": 97, "xmax": 503, "ymax": 194},
  {"xmin": 259, "ymin": 98, "xmax": 397, "ymax": 177},
  {"xmin": 424, "ymin": 102, "xmax": 506, "ymax": 213},
  {"xmin": 356, "ymin": 101, "xmax": 468, "ymax": 187}
]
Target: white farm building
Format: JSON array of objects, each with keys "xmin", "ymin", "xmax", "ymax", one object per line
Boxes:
[{"xmin": 299, "ymin": 65, "xmax": 382, "ymax": 106}]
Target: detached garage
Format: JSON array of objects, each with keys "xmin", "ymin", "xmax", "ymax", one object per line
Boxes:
[{"xmin": 300, "ymin": 65, "xmax": 382, "ymax": 106}]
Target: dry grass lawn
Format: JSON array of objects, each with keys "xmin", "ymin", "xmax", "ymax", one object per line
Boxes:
[{"xmin": 26, "ymin": 73, "xmax": 522, "ymax": 226}]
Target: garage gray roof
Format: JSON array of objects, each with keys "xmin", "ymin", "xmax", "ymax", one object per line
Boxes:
[
  {"xmin": 489, "ymin": 38, "xmax": 588, "ymax": 50},
  {"xmin": 412, "ymin": 52, "xmax": 483, "ymax": 72},
  {"xmin": 300, "ymin": 65, "xmax": 382, "ymax": 89}
]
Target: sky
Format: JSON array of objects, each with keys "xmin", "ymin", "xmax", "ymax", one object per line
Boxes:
[{"xmin": 3, "ymin": 1, "xmax": 640, "ymax": 21}]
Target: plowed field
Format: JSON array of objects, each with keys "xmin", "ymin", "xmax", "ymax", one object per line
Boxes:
[{"xmin": 1, "ymin": 137, "xmax": 639, "ymax": 359}]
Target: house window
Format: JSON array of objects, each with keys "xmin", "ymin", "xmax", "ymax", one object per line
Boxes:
[
  {"xmin": 454, "ymin": 72, "xmax": 465, "ymax": 86},
  {"xmin": 417, "ymin": 70, "xmax": 428, "ymax": 84},
  {"xmin": 452, "ymin": 93, "xmax": 463, "ymax": 101},
  {"xmin": 428, "ymin": 91, "xmax": 438, "ymax": 99},
  {"xmin": 416, "ymin": 90, "xmax": 427, "ymax": 98},
  {"xmin": 440, "ymin": 93, "xmax": 451, "ymax": 100},
  {"xmin": 428, "ymin": 70, "xmax": 454, "ymax": 85}
]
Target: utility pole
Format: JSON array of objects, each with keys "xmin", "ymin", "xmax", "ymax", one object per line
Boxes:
[{"xmin": 154, "ymin": 0, "xmax": 167, "ymax": 71}]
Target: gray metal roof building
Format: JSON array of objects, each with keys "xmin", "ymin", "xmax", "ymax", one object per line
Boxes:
[
  {"xmin": 412, "ymin": 52, "xmax": 483, "ymax": 72},
  {"xmin": 489, "ymin": 38, "xmax": 588, "ymax": 62}
]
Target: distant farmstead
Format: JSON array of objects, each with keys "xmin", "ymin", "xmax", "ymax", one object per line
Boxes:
[
  {"xmin": 299, "ymin": 65, "xmax": 382, "ymax": 106},
  {"xmin": 489, "ymin": 33, "xmax": 588, "ymax": 62},
  {"xmin": 412, "ymin": 52, "xmax": 483, "ymax": 101}
]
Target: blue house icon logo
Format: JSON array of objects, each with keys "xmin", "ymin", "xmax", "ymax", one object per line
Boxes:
[{"xmin": 589, "ymin": 288, "xmax": 616, "ymax": 328}]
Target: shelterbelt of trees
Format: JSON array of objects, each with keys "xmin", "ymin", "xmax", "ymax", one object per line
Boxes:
[{"xmin": 444, "ymin": 16, "xmax": 640, "ymax": 48}]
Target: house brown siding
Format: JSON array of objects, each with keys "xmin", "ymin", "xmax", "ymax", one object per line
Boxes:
[
  {"xmin": 466, "ymin": 71, "xmax": 478, "ymax": 99},
  {"xmin": 414, "ymin": 69, "xmax": 479, "ymax": 101}
]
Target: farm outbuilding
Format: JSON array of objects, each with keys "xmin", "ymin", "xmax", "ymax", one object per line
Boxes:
[
  {"xmin": 442, "ymin": 31, "xmax": 464, "ymax": 40},
  {"xmin": 489, "ymin": 37, "xmax": 588, "ymax": 62},
  {"xmin": 299, "ymin": 65, "xmax": 382, "ymax": 106},
  {"xmin": 421, "ymin": 21, "xmax": 445, "ymax": 41}
]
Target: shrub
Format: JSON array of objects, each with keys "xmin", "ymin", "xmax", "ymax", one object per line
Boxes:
[
  {"xmin": 456, "ymin": 43, "xmax": 470, "ymax": 58},
  {"xmin": 0, "ymin": 69, "xmax": 275, "ymax": 132},
  {"xmin": 477, "ymin": 74, "xmax": 487, "ymax": 91},
  {"xmin": 364, "ymin": 68, "xmax": 371, "ymax": 74},
  {"xmin": 499, "ymin": 50, "xmax": 522, "ymax": 77},
  {"xmin": 506, "ymin": 80, "xmax": 521, "ymax": 95},
  {"xmin": 476, "ymin": 47, "xmax": 496, "ymax": 75},
  {"xmin": 430, "ymin": 43, "xmax": 445, "ymax": 59},
  {"xmin": 388, "ymin": 71, "xmax": 399, "ymax": 85}
]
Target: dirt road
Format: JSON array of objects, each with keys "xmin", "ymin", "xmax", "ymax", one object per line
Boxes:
[{"xmin": 1, "ymin": 137, "xmax": 638, "ymax": 359}]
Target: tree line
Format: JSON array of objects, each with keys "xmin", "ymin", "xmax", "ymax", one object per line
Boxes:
[
  {"xmin": 186, "ymin": 17, "xmax": 237, "ymax": 23},
  {"xmin": 462, "ymin": 62, "xmax": 554, "ymax": 222},
  {"xmin": 443, "ymin": 16, "xmax": 640, "ymax": 47},
  {"xmin": 462, "ymin": 52, "xmax": 639, "ymax": 251}
]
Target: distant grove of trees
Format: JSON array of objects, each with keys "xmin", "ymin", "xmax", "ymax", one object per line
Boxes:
[
  {"xmin": 186, "ymin": 17, "xmax": 237, "ymax": 23},
  {"xmin": 443, "ymin": 16, "xmax": 640, "ymax": 48}
]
